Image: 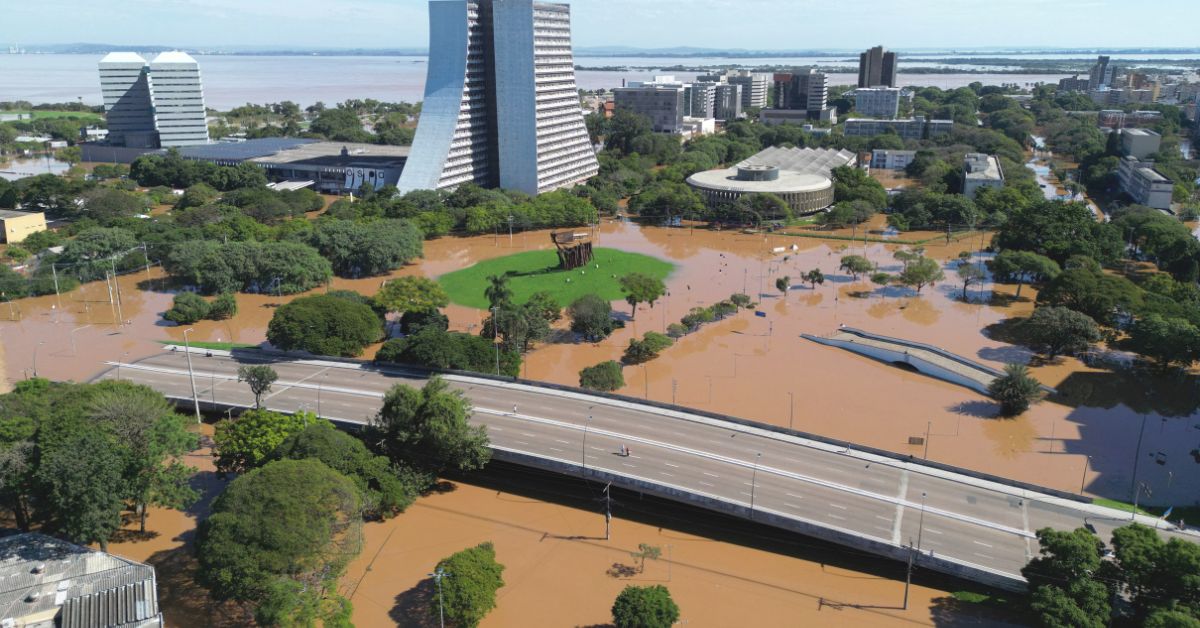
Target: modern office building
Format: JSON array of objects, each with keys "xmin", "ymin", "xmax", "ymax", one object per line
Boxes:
[
  {"xmin": 1095, "ymin": 109, "xmax": 1164, "ymax": 129},
  {"xmin": 962, "ymin": 153, "xmax": 1005, "ymax": 199},
  {"xmin": 1058, "ymin": 75, "xmax": 1090, "ymax": 92},
  {"xmin": 870, "ymin": 149, "xmax": 916, "ymax": 170},
  {"xmin": 613, "ymin": 79, "xmax": 687, "ymax": 134},
  {"xmin": 855, "ymin": 87, "xmax": 902, "ymax": 119},
  {"xmin": 772, "ymin": 69, "xmax": 830, "ymax": 120},
  {"xmin": 685, "ymin": 82, "xmax": 717, "ymax": 119},
  {"xmin": 713, "ymin": 83, "xmax": 743, "ymax": 120},
  {"xmin": 696, "ymin": 70, "xmax": 770, "ymax": 110},
  {"xmin": 1118, "ymin": 156, "xmax": 1174, "ymax": 211},
  {"xmin": 399, "ymin": 0, "xmax": 598, "ymax": 196},
  {"xmin": 1088, "ymin": 55, "xmax": 1116, "ymax": 90},
  {"xmin": 98, "ymin": 51, "xmax": 209, "ymax": 149},
  {"xmin": 844, "ymin": 115, "xmax": 952, "ymax": 140},
  {"xmin": 686, "ymin": 146, "xmax": 857, "ymax": 216},
  {"xmin": 98, "ymin": 52, "xmax": 158, "ymax": 148},
  {"xmin": 858, "ymin": 46, "xmax": 898, "ymax": 88},
  {"xmin": 0, "ymin": 533, "xmax": 163, "ymax": 628},
  {"xmin": 1119, "ymin": 128, "xmax": 1163, "ymax": 159}
]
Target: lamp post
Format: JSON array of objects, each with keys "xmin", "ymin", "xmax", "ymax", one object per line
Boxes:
[
  {"xmin": 492, "ymin": 306, "xmax": 500, "ymax": 375},
  {"xmin": 581, "ymin": 414, "xmax": 592, "ymax": 473},
  {"xmin": 1133, "ymin": 482, "xmax": 1151, "ymax": 521},
  {"xmin": 507, "ymin": 215, "xmax": 514, "ymax": 248},
  {"xmin": 916, "ymin": 491, "xmax": 928, "ymax": 554},
  {"xmin": 182, "ymin": 328, "xmax": 201, "ymax": 423},
  {"xmin": 749, "ymin": 452, "xmax": 762, "ymax": 520},
  {"xmin": 428, "ymin": 568, "xmax": 451, "ymax": 628},
  {"xmin": 788, "ymin": 392, "xmax": 794, "ymax": 430},
  {"xmin": 32, "ymin": 340, "xmax": 45, "ymax": 378},
  {"xmin": 317, "ymin": 372, "xmax": 327, "ymax": 418}
]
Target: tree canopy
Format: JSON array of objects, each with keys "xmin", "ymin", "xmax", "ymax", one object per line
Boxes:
[
  {"xmin": 612, "ymin": 585, "xmax": 681, "ymax": 628},
  {"xmin": 370, "ymin": 376, "xmax": 490, "ymax": 474},
  {"xmin": 433, "ymin": 542, "xmax": 506, "ymax": 628},
  {"xmin": 267, "ymin": 293, "xmax": 384, "ymax": 357}
]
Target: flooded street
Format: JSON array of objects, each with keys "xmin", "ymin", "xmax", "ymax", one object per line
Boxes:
[{"xmin": 5, "ymin": 218, "xmax": 1197, "ymax": 507}]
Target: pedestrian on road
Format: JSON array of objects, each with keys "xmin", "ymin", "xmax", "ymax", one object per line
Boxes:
[{"xmin": 512, "ymin": 404, "xmax": 518, "ymax": 415}]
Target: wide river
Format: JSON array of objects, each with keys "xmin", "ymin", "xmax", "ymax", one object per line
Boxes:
[{"xmin": 0, "ymin": 54, "xmax": 1086, "ymax": 110}]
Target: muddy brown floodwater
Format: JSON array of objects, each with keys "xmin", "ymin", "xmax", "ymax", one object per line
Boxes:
[{"xmin": 4, "ymin": 216, "xmax": 1197, "ymax": 626}]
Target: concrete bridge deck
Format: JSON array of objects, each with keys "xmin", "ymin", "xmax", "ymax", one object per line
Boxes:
[
  {"xmin": 99, "ymin": 348, "xmax": 1186, "ymax": 593},
  {"xmin": 803, "ymin": 327, "xmax": 1056, "ymax": 396}
]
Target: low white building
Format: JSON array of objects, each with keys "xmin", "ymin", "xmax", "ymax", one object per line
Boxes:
[
  {"xmin": 871, "ymin": 149, "xmax": 917, "ymax": 170},
  {"xmin": 855, "ymin": 87, "xmax": 903, "ymax": 119},
  {"xmin": 962, "ymin": 153, "xmax": 1004, "ymax": 199},
  {"xmin": 1119, "ymin": 128, "xmax": 1162, "ymax": 159},
  {"xmin": 1118, "ymin": 156, "xmax": 1174, "ymax": 211}
]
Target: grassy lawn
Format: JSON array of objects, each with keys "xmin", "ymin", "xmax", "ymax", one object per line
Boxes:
[
  {"xmin": 1, "ymin": 110, "xmax": 103, "ymax": 122},
  {"xmin": 159, "ymin": 340, "xmax": 260, "ymax": 352},
  {"xmin": 1092, "ymin": 498, "xmax": 1199, "ymax": 523},
  {"xmin": 439, "ymin": 247, "xmax": 675, "ymax": 310}
]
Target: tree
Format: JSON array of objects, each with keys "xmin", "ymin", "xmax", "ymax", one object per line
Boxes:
[
  {"xmin": 580, "ymin": 361, "xmax": 625, "ymax": 392},
  {"xmin": 622, "ymin": 332, "xmax": 674, "ymax": 365},
  {"xmin": 899, "ymin": 257, "xmax": 945, "ymax": 294},
  {"xmin": 163, "ymin": 292, "xmax": 211, "ymax": 325},
  {"xmin": 1037, "ymin": 266, "xmax": 1142, "ymax": 327},
  {"xmin": 620, "ymin": 273, "xmax": 666, "ymax": 319},
  {"xmin": 1020, "ymin": 307, "xmax": 1101, "ymax": 359},
  {"xmin": 371, "ymin": 377, "xmax": 490, "ymax": 473},
  {"xmin": 957, "ymin": 263, "xmax": 986, "ymax": 300},
  {"xmin": 272, "ymin": 421, "xmax": 417, "ymax": 519},
  {"xmin": 375, "ymin": 328, "xmax": 521, "ymax": 377},
  {"xmin": 400, "ymin": 309, "xmax": 450, "ymax": 335},
  {"xmin": 631, "ymin": 543, "xmax": 662, "ymax": 574},
  {"xmin": 238, "ymin": 365, "xmax": 278, "ymax": 409},
  {"xmin": 267, "ymin": 294, "xmax": 384, "ymax": 357},
  {"xmin": 213, "ymin": 409, "xmax": 312, "ymax": 475},
  {"xmin": 612, "ymin": 585, "xmax": 680, "ymax": 628},
  {"xmin": 87, "ymin": 382, "xmax": 199, "ymax": 533},
  {"xmin": 1022, "ymin": 527, "xmax": 1112, "ymax": 628},
  {"xmin": 374, "ymin": 276, "xmax": 449, "ymax": 319},
  {"xmin": 568, "ymin": 293, "xmax": 616, "ymax": 341},
  {"xmin": 484, "ymin": 274, "xmax": 512, "ymax": 309},
  {"xmin": 775, "ymin": 276, "xmax": 790, "ymax": 299},
  {"xmin": 196, "ymin": 459, "xmax": 363, "ymax": 625},
  {"xmin": 992, "ymin": 250, "xmax": 1061, "ymax": 299},
  {"xmin": 730, "ymin": 293, "xmax": 753, "ymax": 309},
  {"xmin": 839, "ymin": 255, "xmax": 873, "ymax": 281},
  {"xmin": 309, "ymin": 107, "xmax": 372, "ymax": 142},
  {"xmin": 433, "ymin": 542, "xmax": 506, "ymax": 628},
  {"xmin": 989, "ymin": 363, "xmax": 1042, "ymax": 416},
  {"xmin": 803, "ymin": 269, "xmax": 825, "ymax": 289},
  {"xmin": 871, "ymin": 272, "xmax": 892, "ymax": 295},
  {"xmin": 307, "ymin": 219, "xmax": 423, "ymax": 278},
  {"xmin": 36, "ymin": 429, "xmax": 125, "ymax": 551},
  {"xmin": 1128, "ymin": 315, "xmax": 1200, "ymax": 371},
  {"xmin": 484, "ymin": 301, "xmax": 552, "ymax": 353},
  {"xmin": 208, "ymin": 293, "xmax": 238, "ymax": 320}
]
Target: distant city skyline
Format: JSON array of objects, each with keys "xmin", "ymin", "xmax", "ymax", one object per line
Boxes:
[{"xmin": 5, "ymin": 0, "xmax": 1199, "ymax": 51}]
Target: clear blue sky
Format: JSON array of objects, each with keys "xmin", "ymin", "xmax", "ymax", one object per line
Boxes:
[{"xmin": 8, "ymin": 0, "xmax": 1200, "ymax": 50}]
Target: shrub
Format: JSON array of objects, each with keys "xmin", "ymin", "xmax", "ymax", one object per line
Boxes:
[
  {"xmin": 375, "ymin": 328, "xmax": 520, "ymax": 377},
  {"xmin": 622, "ymin": 332, "xmax": 674, "ymax": 365},
  {"xmin": 207, "ymin": 293, "xmax": 238, "ymax": 320},
  {"xmin": 163, "ymin": 292, "xmax": 211, "ymax": 325},
  {"xmin": 267, "ymin": 294, "xmax": 384, "ymax": 357},
  {"xmin": 580, "ymin": 361, "xmax": 625, "ymax": 392}
]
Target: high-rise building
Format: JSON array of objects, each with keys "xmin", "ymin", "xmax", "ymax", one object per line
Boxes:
[
  {"xmin": 854, "ymin": 87, "xmax": 902, "ymax": 119},
  {"xmin": 695, "ymin": 70, "xmax": 769, "ymax": 111},
  {"xmin": 858, "ymin": 46, "xmax": 898, "ymax": 88},
  {"xmin": 399, "ymin": 0, "xmax": 598, "ymax": 196},
  {"xmin": 685, "ymin": 82, "xmax": 717, "ymax": 119},
  {"xmin": 613, "ymin": 82, "xmax": 687, "ymax": 134},
  {"xmin": 773, "ymin": 69, "xmax": 828, "ymax": 117},
  {"xmin": 713, "ymin": 83, "xmax": 743, "ymax": 120},
  {"xmin": 1088, "ymin": 55, "xmax": 1116, "ymax": 91},
  {"xmin": 98, "ymin": 51, "xmax": 209, "ymax": 148},
  {"xmin": 98, "ymin": 52, "xmax": 158, "ymax": 148}
]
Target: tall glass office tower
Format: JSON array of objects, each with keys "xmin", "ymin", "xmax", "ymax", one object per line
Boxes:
[
  {"xmin": 399, "ymin": 0, "xmax": 598, "ymax": 196},
  {"xmin": 98, "ymin": 51, "xmax": 209, "ymax": 148}
]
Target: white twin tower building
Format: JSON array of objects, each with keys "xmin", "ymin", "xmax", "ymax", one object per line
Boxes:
[{"xmin": 98, "ymin": 51, "xmax": 210, "ymax": 148}]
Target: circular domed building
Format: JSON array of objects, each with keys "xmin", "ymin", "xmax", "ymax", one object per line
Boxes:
[{"xmin": 686, "ymin": 147, "xmax": 858, "ymax": 216}]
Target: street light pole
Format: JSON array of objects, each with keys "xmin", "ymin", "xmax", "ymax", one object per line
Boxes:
[
  {"xmin": 491, "ymin": 306, "xmax": 500, "ymax": 375},
  {"xmin": 1080, "ymin": 456, "xmax": 1091, "ymax": 494},
  {"xmin": 749, "ymin": 452, "xmax": 762, "ymax": 520},
  {"xmin": 581, "ymin": 414, "xmax": 592, "ymax": 473},
  {"xmin": 183, "ymin": 329, "xmax": 201, "ymax": 424},
  {"xmin": 788, "ymin": 392, "xmax": 794, "ymax": 430},
  {"xmin": 317, "ymin": 372, "xmax": 327, "ymax": 418},
  {"xmin": 924, "ymin": 421, "xmax": 931, "ymax": 459},
  {"xmin": 1133, "ymin": 482, "xmax": 1151, "ymax": 521},
  {"xmin": 428, "ymin": 568, "xmax": 451, "ymax": 628},
  {"xmin": 916, "ymin": 492, "xmax": 928, "ymax": 554}
]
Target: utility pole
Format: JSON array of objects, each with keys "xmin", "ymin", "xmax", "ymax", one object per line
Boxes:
[
  {"xmin": 51, "ymin": 263, "xmax": 61, "ymax": 312},
  {"xmin": 1080, "ymin": 456, "xmax": 1091, "ymax": 494},
  {"xmin": 788, "ymin": 392, "xmax": 794, "ymax": 430},
  {"xmin": 903, "ymin": 542, "xmax": 915, "ymax": 610},
  {"xmin": 924, "ymin": 421, "xmax": 931, "ymax": 459},
  {"xmin": 581, "ymin": 414, "xmax": 592, "ymax": 473},
  {"xmin": 671, "ymin": 379, "xmax": 677, "ymax": 405},
  {"xmin": 428, "ymin": 567, "xmax": 451, "ymax": 628},
  {"xmin": 1133, "ymin": 482, "xmax": 1151, "ymax": 521},
  {"xmin": 183, "ymin": 328, "xmax": 201, "ymax": 423},
  {"xmin": 111, "ymin": 259, "xmax": 124, "ymax": 326}
]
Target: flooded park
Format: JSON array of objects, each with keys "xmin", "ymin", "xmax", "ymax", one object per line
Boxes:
[{"xmin": 3, "ymin": 214, "xmax": 1197, "ymax": 625}]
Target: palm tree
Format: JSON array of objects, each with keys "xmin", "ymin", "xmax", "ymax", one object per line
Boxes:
[
  {"xmin": 988, "ymin": 364, "xmax": 1042, "ymax": 417},
  {"xmin": 485, "ymin": 274, "xmax": 512, "ymax": 309}
]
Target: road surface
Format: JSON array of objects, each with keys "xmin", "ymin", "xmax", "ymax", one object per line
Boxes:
[{"xmin": 99, "ymin": 349, "xmax": 1196, "ymax": 590}]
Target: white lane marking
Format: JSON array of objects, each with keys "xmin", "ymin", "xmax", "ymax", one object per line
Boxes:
[
  {"xmin": 892, "ymin": 470, "xmax": 909, "ymax": 545},
  {"xmin": 875, "ymin": 515, "xmax": 892, "ymax": 522},
  {"xmin": 699, "ymin": 481, "xmax": 716, "ymax": 488},
  {"xmin": 784, "ymin": 502, "xmax": 802, "ymax": 509},
  {"xmin": 521, "ymin": 433, "xmax": 537, "ymax": 438},
  {"xmin": 661, "ymin": 472, "xmax": 675, "ymax": 478},
  {"xmin": 554, "ymin": 439, "xmax": 570, "ymax": 445},
  {"xmin": 703, "ymin": 472, "xmax": 720, "ymax": 478},
  {"xmin": 829, "ymin": 503, "xmax": 848, "ymax": 510},
  {"xmin": 925, "ymin": 528, "xmax": 944, "ymax": 535},
  {"xmin": 622, "ymin": 463, "xmax": 636, "ymax": 468},
  {"xmin": 513, "ymin": 440, "xmax": 530, "ymax": 446},
  {"xmin": 664, "ymin": 463, "xmax": 680, "ymax": 468},
  {"xmin": 785, "ymin": 492, "xmax": 805, "ymax": 499},
  {"xmin": 972, "ymin": 552, "xmax": 994, "ymax": 560},
  {"xmin": 740, "ymin": 491, "xmax": 753, "ymax": 497},
  {"xmin": 548, "ymin": 447, "xmax": 564, "ymax": 453},
  {"xmin": 491, "ymin": 427, "xmax": 504, "ymax": 431},
  {"xmin": 828, "ymin": 513, "xmax": 847, "ymax": 521},
  {"xmin": 589, "ymin": 446, "xmax": 607, "ymax": 453},
  {"xmin": 973, "ymin": 541, "xmax": 993, "ymax": 548}
]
